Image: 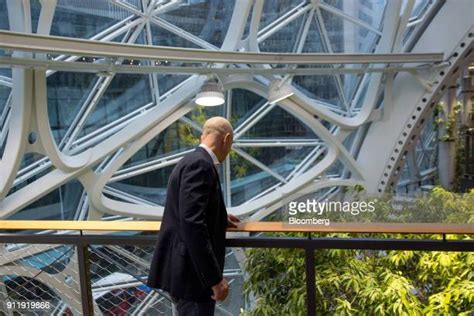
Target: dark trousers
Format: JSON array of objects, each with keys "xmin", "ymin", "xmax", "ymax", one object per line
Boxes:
[{"xmin": 171, "ymin": 296, "xmax": 215, "ymax": 316}]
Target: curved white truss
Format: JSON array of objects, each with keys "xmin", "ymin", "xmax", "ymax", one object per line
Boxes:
[
  {"xmin": 0, "ymin": 0, "xmax": 472, "ymax": 222},
  {"xmin": 1, "ymin": 1, "xmax": 473, "ymax": 314}
]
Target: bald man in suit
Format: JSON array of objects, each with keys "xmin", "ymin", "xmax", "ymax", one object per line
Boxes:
[{"xmin": 147, "ymin": 117, "xmax": 240, "ymax": 315}]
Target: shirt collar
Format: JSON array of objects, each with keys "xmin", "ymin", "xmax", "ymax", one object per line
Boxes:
[{"xmin": 199, "ymin": 143, "xmax": 220, "ymax": 166}]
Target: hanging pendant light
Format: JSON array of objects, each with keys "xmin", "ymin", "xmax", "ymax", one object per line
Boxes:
[{"xmin": 195, "ymin": 78, "xmax": 225, "ymax": 106}]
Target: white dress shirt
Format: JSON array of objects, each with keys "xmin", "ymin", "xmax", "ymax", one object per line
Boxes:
[{"xmin": 199, "ymin": 143, "xmax": 220, "ymax": 166}]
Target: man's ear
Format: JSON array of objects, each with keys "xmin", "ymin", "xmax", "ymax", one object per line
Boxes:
[{"xmin": 225, "ymin": 133, "xmax": 232, "ymax": 146}]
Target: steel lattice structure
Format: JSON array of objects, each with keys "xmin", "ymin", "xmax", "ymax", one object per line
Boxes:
[
  {"xmin": 0, "ymin": 0, "xmax": 472, "ymax": 223},
  {"xmin": 0, "ymin": 1, "xmax": 473, "ymax": 314}
]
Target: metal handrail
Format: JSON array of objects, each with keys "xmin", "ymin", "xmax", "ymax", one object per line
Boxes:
[
  {"xmin": 0, "ymin": 220, "xmax": 473, "ymax": 234},
  {"xmin": 0, "ymin": 220, "xmax": 473, "ymax": 316}
]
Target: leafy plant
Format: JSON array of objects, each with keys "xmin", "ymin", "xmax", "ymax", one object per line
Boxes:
[
  {"xmin": 434, "ymin": 101, "xmax": 462, "ymax": 143},
  {"xmin": 240, "ymin": 188, "xmax": 474, "ymax": 315}
]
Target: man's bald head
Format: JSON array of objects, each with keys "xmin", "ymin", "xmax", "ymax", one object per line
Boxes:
[
  {"xmin": 202, "ymin": 116, "xmax": 233, "ymax": 137},
  {"xmin": 200, "ymin": 116, "xmax": 233, "ymax": 162}
]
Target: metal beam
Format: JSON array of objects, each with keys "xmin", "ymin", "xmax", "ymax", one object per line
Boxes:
[
  {"xmin": 233, "ymin": 139, "xmax": 322, "ymax": 147},
  {"xmin": 0, "ymin": 31, "xmax": 444, "ymax": 64},
  {"xmin": 149, "ymin": 16, "xmax": 218, "ymax": 50},
  {"xmin": 109, "ymin": 149, "xmax": 193, "ymax": 182},
  {"xmin": 232, "ymin": 147, "xmax": 288, "ymax": 184},
  {"xmin": 0, "ymin": 56, "xmax": 445, "ymax": 75}
]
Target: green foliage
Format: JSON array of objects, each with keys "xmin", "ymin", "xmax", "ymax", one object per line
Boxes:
[
  {"xmin": 394, "ymin": 187, "xmax": 474, "ymax": 223},
  {"xmin": 242, "ymin": 240, "xmax": 307, "ymax": 316},
  {"xmin": 230, "ymin": 150, "xmax": 257, "ymax": 179},
  {"xmin": 178, "ymin": 123, "xmax": 200, "ymax": 146},
  {"xmin": 241, "ymin": 188, "xmax": 474, "ymax": 315},
  {"xmin": 179, "ymin": 106, "xmax": 205, "ymax": 146},
  {"xmin": 432, "ymin": 100, "xmax": 472, "ymax": 190},
  {"xmin": 433, "ymin": 101, "xmax": 462, "ymax": 143}
]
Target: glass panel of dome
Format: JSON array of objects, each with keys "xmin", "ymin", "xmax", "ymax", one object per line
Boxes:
[
  {"xmin": 7, "ymin": 155, "xmax": 52, "ymax": 197},
  {"xmin": 46, "ymin": 72, "xmax": 98, "ymax": 143},
  {"xmin": 3, "ymin": 153, "xmax": 50, "ymax": 196},
  {"xmin": 301, "ymin": 15, "xmax": 326, "ymax": 53},
  {"xmin": 0, "ymin": 84, "xmax": 9, "ymax": 118},
  {"xmin": 148, "ymin": 24, "xmax": 200, "ymax": 48},
  {"xmin": 229, "ymin": 89, "xmax": 267, "ymax": 127},
  {"xmin": 236, "ymin": 146, "xmax": 317, "ymax": 178},
  {"xmin": 319, "ymin": 6, "xmax": 343, "ymax": 52},
  {"xmin": 293, "ymin": 73, "xmax": 341, "ymax": 107},
  {"xmin": 292, "ymin": 70, "xmax": 362, "ymax": 110},
  {"xmin": 109, "ymin": 164, "xmax": 175, "ymax": 205},
  {"xmin": 242, "ymin": 106, "xmax": 316, "ymax": 139},
  {"xmin": 294, "ymin": 13, "xmax": 365, "ymax": 108},
  {"xmin": 321, "ymin": 0, "xmax": 386, "ymax": 32},
  {"xmin": 397, "ymin": 160, "xmax": 411, "ymax": 186},
  {"xmin": 229, "ymin": 89, "xmax": 317, "ymax": 139},
  {"xmin": 410, "ymin": 0, "xmax": 431, "ymax": 19},
  {"xmin": 352, "ymin": 73, "xmax": 371, "ymax": 110},
  {"xmin": 319, "ymin": 7, "xmax": 381, "ymax": 53},
  {"xmin": 402, "ymin": 0, "xmax": 433, "ymax": 45},
  {"xmin": 30, "ymin": 0, "xmax": 41, "ymax": 34},
  {"xmin": 342, "ymin": 129, "xmax": 358, "ymax": 151},
  {"xmin": 79, "ymin": 73, "xmax": 152, "ymax": 138},
  {"xmin": 324, "ymin": 158, "xmax": 344, "ymax": 178},
  {"xmin": 0, "ymin": 0, "xmax": 9, "ymax": 30},
  {"xmin": 119, "ymin": 120, "xmax": 201, "ymax": 170},
  {"xmin": 342, "ymin": 72, "xmax": 364, "ymax": 103},
  {"xmin": 259, "ymin": 14, "xmax": 305, "ymax": 53},
  {"xmin": 416, "ymin": 113, "xmax": 437, "ymax": 172},
  {"xmin": 230, "ymin": 151, "xmax": 281, "ymax": 207},
  {"xmin": 108, "ymin": 31, "xmax": 128, "ymax": 43},
  {"xmin": 0, "ymin": 51, "xmax": 12, "ymax": 78},
  {"xmin": 51, "ymin": 0, "xmax": 132, "ymax": 39},
  {"xmin": 304, "ymin": 146, "xmax": 329, "ymax": 169},
  {"xmin": 8, "ymin": 179, "xmax": 83, "ymax": 220},
  {"xmin": 260, "ymin": 0, "xmax": 306, "ymax": 29},
  {"xmin": 158, "ymin": 74, "xmax": 191, "ymax": 96},
  {"xmin": 116, "ymin": 0, "xmax": 141, "ymax": 10},
  {"xmin": 160, "ymin": 0, "xmax": 235, "ymax": 48},
  {"xmin": 17, "ymin": 152, "xmax": 45, "ymax": 170}
]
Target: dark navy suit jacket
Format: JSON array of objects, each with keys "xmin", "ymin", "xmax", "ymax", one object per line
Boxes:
[{"xmin": 147, "ymin": 146, "xmax": 228, "ymax": 301}]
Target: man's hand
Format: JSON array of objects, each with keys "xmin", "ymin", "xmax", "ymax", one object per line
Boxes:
[
  {"xmin": 211, "ymin": 277, "xmax": 229, "ymax": 301},
  {"xmin": 227, "ymin": 214, "xmax": 241, "ymax": 228}
]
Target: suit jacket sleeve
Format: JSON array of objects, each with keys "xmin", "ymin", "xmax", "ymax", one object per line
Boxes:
[{"xmin": 178, "ymin": 159, "xmax": 223, "ymax": 289}]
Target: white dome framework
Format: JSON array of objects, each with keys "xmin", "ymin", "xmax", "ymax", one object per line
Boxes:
[
  {"xmin": 0, "ymin": 0, "xmax": 472, "ymax": 223},
  {"xmin": 0, "ymin": 1, "xmax": 473, "ymax": 314}
]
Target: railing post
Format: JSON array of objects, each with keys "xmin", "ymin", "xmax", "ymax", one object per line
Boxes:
[
  {"xmin": 77, "ymin": 231, "xmax": 94, "ymax": 315},
  {"xmin": 305, "ymin": 248, "xmax": 316, "ymax": 316}
]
